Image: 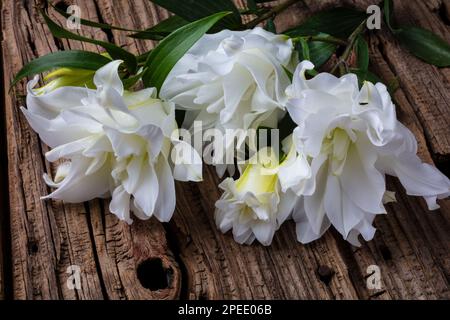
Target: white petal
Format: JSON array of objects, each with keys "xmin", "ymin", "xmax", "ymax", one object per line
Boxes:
[
  {"xmin": 110, "ymin": 185, "xmax": 132, "ymax": 224},
  {"xmin": 122, "ymin": 155, "xmax": 143, "ymax": 194},
  {"xmin": 293, "ymin": 197, "xmax": 330, "ymax": 244},
  {"xmin": 26, "ymin": 77, "xmax": 89, "ymax": 117},
  {"xmin": 93, "ymin": 60, "xmax": 124, "ymax": 95},
  {"xmin": 278, "ymin": 154, "xmax": 311, "ymax": 194},
  {"xmin": 287, "ymin": 60, "xmax": 314, "ymax": 97},
  {"xmin": 323, "ymin": 174, "xmax": 346, "ymax": 236},
  {"xmin": 21, "ymin": 107, "xmax": 90, "ymax": 148},
  {"xmin": 43, "ymin": 162, "xmax": 71, "ymax": 187},
  {"xmin": 389, "ymin": 153, "xmax": 450, "ymax": 209},
  {"xmin": 153, "ymin": 155, "xmax": 176, "ymax": 222},
  {"xmin": 340, "ymin": 139, "xmax": 385, "ymax": 214},
  {"xmin": 42, "ymin": 156, "xmax": 110, "ymax": 202},
  {"xmin": 277, "ymin": 190, "xmax": 297, "ymax": 225},
  {"xmin": 132, "ymin": 160, "xmax": 159, "ymax": 217},
  {"xmin": 251, "ymin": 221, "xmax": 275, "ymax": 246},
  {"xmin": 171, "ymin": 139, "xmax": 203, "ymax": 182},
  {"xmin": 303, "ymin": 156, "xmax": 328, "ymax": 234},
  {"xmin": 221, "ymin": 65, "xmax": 253, "ymax": 123},
  {"xmin": 45, "ymin": 135, "xmax": 98, "ymax": 162},
  {"xmin": 104, "ymin": 127, "xmax": 146, "ymax": 159}
]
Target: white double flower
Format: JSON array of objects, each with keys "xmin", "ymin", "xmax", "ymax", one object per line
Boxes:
[
  {"xmin": 284, "ymin": 61, "xmax": 450, "ymax": 245},
  {"xmin": 161, "ymin": 27, "xmax": 296, "ymax": 175},
  {"xmin": 22, "ymin": 60, "xmax": 202, "ymax": 224},
  {"xmin": 215, "ymin": 136, "xmax": 311, "ymax": 246}
]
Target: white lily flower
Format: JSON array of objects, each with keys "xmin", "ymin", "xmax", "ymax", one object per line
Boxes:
[
  {"xmin": 21, "ymin": 60, "xmax": 202, "ymax": 224},
  {"xmin": 160, "ymin": 27, "xmax": 296, "ymax": 175},
  {"xmin": 215, "ymin": 141, "xmax": 310, "ymax": 246},
  {"xmin": 286, "ymin": 61, "xmax": 450, "ymax": 246}
]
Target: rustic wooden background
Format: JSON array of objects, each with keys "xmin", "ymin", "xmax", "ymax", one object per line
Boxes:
[{"xmin": 1, "ymin": 0, "xmax": 449, "ymax": 300}]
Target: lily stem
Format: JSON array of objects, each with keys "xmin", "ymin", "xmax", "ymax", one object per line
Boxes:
[
  {"xmin": 331, "ymin": 19, "xmax": 367, "ymax": 75},
  {"xmin": 244, "ymin": 0, "xmax": 302, "ymax": 29},
  {"xmin": 291, "ymin": 35, "xmax": 348, "ymax": 46}
]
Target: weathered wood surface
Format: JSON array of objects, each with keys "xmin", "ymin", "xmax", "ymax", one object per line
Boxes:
[{"xmin": 1, "ymin": 0, "xmax": 449, "ymax": 299}]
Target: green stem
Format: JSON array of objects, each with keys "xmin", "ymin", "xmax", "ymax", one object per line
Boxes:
[
  {"xmin": 291, "ymin": 35, "xmax": 348, "ymax": 46},
  {"xmin": 331, "ymin": 19, "xmax": 367, "ymax": 75},
  {"xmin": 239, "ymin": 7, "xmax": 270, "ymax": 16},
  {"xmin": 244, "ymin": 0, "xmax": 302, "ymax": 29}
]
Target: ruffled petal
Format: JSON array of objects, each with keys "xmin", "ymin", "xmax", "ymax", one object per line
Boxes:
[
  {"xmin": 153, "ymin": 155, "xmax": 176, "ymax": 222},
  {"xmin": 389, "ymin": 153, "xmax": 450, "ymax": 209},
  {"xmin": 42, "ymin": 156, "xmax": 110, "ymax": 203},
  {"xmin": 110, "ymin": 185, "xmax": 132, "ymax": 224},
  {"xmin": 132, "ymin": 160, "xmax": 159, "ymax": 218},
  {"xmin": 93, "ymin": 60, "xmax": 124, "ymax": 95},
  {"xmin": 171, "ymin": 139, "xmax": 203, "ymax": 182}
]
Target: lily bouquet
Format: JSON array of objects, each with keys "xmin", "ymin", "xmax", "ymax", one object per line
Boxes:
[{"xmin": 13, "ymin": 0, "xmax": 450, "ymax": 246}]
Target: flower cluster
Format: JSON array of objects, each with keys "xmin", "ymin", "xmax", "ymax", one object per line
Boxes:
[
  {"xmin": 21, "ymin": 28, "xmax": 450, "ymax": 246},
  {"xmin": 161, "ymin": 28, "xmax": 296, "ymax": 176},
  {"xmin": 22, "ymin": 61, "xmax": 202, "ymax": 224}
]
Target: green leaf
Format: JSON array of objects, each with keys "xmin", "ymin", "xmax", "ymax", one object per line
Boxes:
[
  {"xmin": 53, "ymin": 3, "xmax": 189, "ymax": 41},
  {"xmin": 41, "ymin": 11, "xmax": 137, "ymax": 72},
  {"xmin": 296, "ymin": 33, "xmax": 337, "ymax": 68},
  {"xmin": 356, "ymin": 35, "xmax": 369, "ymax": 73},
  {"xmin": 137, "ymin": 51, "xmax": 151, "ymax": 63},
  {"xmin": 308, "ymin": 39, "xmax": 336, "ymax": 68},
  {"xmin": 282, "ymin": 66, "xmax": 293, "ymax": 81},
  {"xmin": 383, "ymin": 0, "xmax": 395, "ymax": 31},
  {"xmin": 247, "ymin": 0, "xmax": 258, "ymax": 13},
  {"xmin": 129, "ymin": 15, "xmax": 188, "ymax": 40},
  {"xmin": 149, "ymin": 0, "xmax": 242, "ymax": 30},
  {"xmin": 142, "ymin": 12, "xmax": 232, "ymax": 91},
  {"xmin": 285, "ymin": 8, "xmax": 366, "ymax": 39},
  {"xmin": 382, "ymin": 0, "xmax": 450, "ymax": 67},
  {"xmin": 297, "ymin": 38, "xmax": 310, "ymax": 61},
  {"xmin": 264, "ymin": 18, "xmax": 276, "ymax": 34},
  {"xmin": 122, "ymin": 70, "xmax": 144, "ymax": 89},
  {"xmin": 395, "ymin": 26, "xmax": 450, "ymax": 67},
  {"xmin": 11, "ymin": 50, "xmax": 111, "ymax": 88}
]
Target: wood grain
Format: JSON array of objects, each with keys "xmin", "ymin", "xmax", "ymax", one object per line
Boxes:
[{"xmin": 1, "ymin": 0, "xmax": 449, "ymax": 299}]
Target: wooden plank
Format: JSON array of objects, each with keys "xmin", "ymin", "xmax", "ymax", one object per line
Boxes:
[
  {"xmin": 1, "ymin": 0, "xmax": 449, "ymax": 299},
  {"xmin": 0, "ymin": 4, "xmax": 7, "ymax": 298},
  {"xmin": 1, "ymin": 0, "xmax": 180, "ymax": 299},
  {"xmin": 381, "ymin": 0, "xmax": 450, "ymax": 163}
]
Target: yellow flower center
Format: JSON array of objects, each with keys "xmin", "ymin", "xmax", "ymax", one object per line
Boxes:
[{"xmin": 323, "ymin": 128, "xmax": 353, "ymax": 176}]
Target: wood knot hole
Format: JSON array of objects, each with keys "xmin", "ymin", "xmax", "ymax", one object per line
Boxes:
[
  {"xmin": 137, "ymin": 258, "xmax": 173, "ymax": 291},
  {"xmin": 317, "ymin": 265, "xmax": 335, "ymax": 285},
  {"xmin": 379, "ymin": 245, "xmax": 392, "ymax": 261},
  {"xmin": 27, "ymin": 240, "xmax": 39, "ymax": 254}
]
